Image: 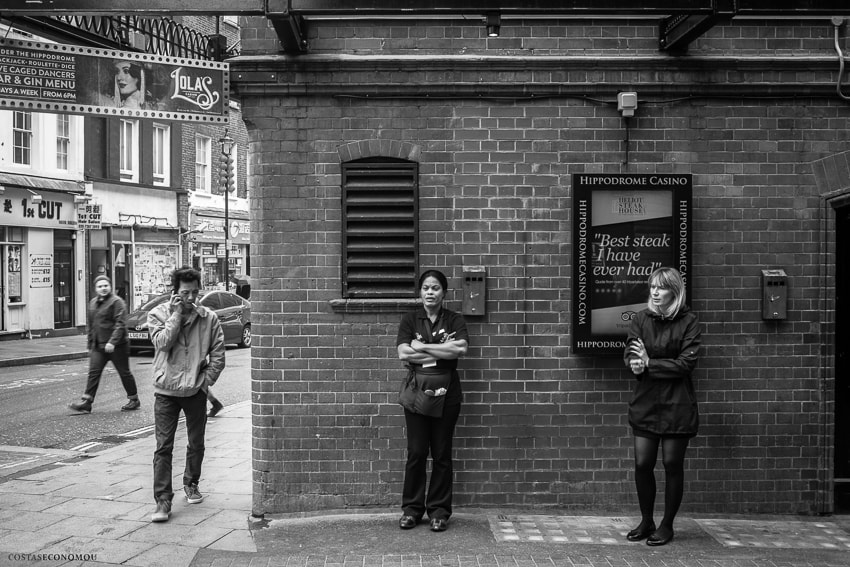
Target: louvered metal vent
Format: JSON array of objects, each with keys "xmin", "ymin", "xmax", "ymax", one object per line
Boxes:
[{"xmin": 342, "ymin": 160, "xmax": 418, "ymax": 298}]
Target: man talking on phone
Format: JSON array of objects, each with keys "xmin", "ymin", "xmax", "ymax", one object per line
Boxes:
[{"xmin": 146, "ymin": 266, "xmax": 225, "ymax": 523}]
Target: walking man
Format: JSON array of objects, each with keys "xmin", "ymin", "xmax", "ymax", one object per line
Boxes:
[
  {"xmin": 68, "ymin": 275, "xmax": 140, "ymax": 413},
  {"xmin": 147, "ymin": 267, "xmax": 225, "ymax": 522}
]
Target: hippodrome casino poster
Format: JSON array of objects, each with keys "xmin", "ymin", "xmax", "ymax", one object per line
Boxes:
[{"xmin": 573, "ymin": 174, "xmax": 692, "ymax": 355}]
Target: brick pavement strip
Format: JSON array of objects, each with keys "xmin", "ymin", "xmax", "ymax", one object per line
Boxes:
[{"xmin": 189, "ymin": 553, "xmax": 850, "ymax": 567}]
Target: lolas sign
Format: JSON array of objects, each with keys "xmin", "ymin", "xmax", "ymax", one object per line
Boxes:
[{"xmin": 0, "ymin": 38, "xmax": 228, "ymax": 123}]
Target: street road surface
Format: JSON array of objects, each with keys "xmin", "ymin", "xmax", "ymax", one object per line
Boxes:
[{"xmin": 0, "ymin": 347, "xmax": 250, "ymax": 452}]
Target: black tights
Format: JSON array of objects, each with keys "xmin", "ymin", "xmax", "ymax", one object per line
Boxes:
[{"xmin": 634, "ymin": 436, "xmax": 689, "ymax": 530}]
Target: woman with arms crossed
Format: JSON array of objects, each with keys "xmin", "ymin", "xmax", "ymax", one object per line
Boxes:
[
  {"xmin": 624, "ymin": 267, "xmax": 701, "ymax": 546},
  {"xmin": 396, "ymin": 270, "xmax": 469, "ymax": 532}
]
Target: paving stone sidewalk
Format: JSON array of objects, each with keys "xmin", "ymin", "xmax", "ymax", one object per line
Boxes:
[{"xmin": 1, "ymin": 336, "xmax": 849, "ymax": 567}]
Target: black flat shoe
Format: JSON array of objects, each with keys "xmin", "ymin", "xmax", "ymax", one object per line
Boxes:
[
  {"xmin": 430, "ymin": 518, "xmax": 448, "ymax": 532},
  {"xmin": 646, "ymin": 527, "xmax": 674, "ymax": 546},
  {"xmin": 626, "ymin": 520, "xmax": 656, "ymax": 542},
  {"xmin": 399, "ymin": 515, "xmax": 418, "ymax": 529}
]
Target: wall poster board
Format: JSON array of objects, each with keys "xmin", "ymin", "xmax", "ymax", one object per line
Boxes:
[{"xmin": 573, "ymin": 173, "xmax": 692, "ymax": 355}]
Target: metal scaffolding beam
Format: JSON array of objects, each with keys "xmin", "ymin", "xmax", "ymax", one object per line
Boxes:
[{"xmin": 4, "ymin": 1, "xmax": 850, "ymax": 54}]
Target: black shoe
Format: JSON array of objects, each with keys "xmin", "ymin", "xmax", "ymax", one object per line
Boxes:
[
  {"xmin": 647, "ymin": 526, "xmax": 674, "ymax": 546},
  {"xmin": 399, "ymin": 515, "xmax": 418, "ymax": 529},
  {"xmin": 430, "ymin": 518, "xmax": 448, "ymax": 532},
  {"xmin": 121, "ymin": 398, "xmax": 140, "ymax": 411},
  {"xmin": 69, "ymin": 399, "xmax": 92, "ymax": 413},
  {"xmin": 626, "ymin": 520, "xmax": 656, "ymax": 542},
  {"xmin": 208, "ymin": 399, "xmax": 224, "ymax": 418}
]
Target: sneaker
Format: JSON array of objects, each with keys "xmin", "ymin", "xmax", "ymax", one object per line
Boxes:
[
  {"xmin": 184, "ymin": 483, "xmax": 204, "ymax": 504},
  {"xmin": 68, "ymin": 399, "xmax": 92, "ymax": 413},
  {"xmin": 121, "ymin": 398, "xmax": 141, "ymax": 411},
  {"xmin": 207, "ymin": 399, "xmax": 223, "ymax": 418},
  {"xmin": 151, "ymin": 499, "xmax": 171, "ymax": 522}
]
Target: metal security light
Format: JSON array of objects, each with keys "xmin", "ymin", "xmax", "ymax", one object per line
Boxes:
[
  {"xmin": 27, "ymin": 189, "xmax": 43, "ymax": 203},
  {"xmin": 486, "ymin": 13, "xmax": 501, "ymax": 37},
  {"xmin": 617, "ymin": 92, "xmax": 638, "ymax": 118}
]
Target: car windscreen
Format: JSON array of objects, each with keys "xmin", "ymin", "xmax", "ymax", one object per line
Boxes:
[{"xmin": 140, "ymin": 295, "xmax": 170, "ymax": 311}]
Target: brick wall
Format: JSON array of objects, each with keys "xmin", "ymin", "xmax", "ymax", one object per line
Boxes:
[{"xmin": 234, "ymin": 16, "xmax": 847, "ymax": 516}]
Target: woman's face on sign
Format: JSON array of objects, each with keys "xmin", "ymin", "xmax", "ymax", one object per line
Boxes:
[
  {"xmin": 114, "ymin": 61, "xmax": 139, "ymax": 98},
  {"xmin": 420, "ymin": 276, "xmax": 445, "ymax": 308}
]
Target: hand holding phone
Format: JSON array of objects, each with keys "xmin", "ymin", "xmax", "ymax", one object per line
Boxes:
[{"xmin": 169, "ymin": 292, "xmax": 184, "ymax": 314}]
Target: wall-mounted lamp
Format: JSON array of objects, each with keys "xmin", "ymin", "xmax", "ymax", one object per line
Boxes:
[
  {"xmin": 74, "ymin": 195, "xmax": 90, "ymax": 204},
  {"xmin": 0, "ymin": 184, "xmax": 5, "ymax": 194},
  {"xmin": 486, "ymin": 13, "xmax": 501, "ymax": 37},
  {"xmin": 27, "ymin": 189, "xmax": 43, "ymax": 203}
]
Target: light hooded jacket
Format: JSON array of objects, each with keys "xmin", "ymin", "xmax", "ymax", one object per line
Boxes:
[
  {"xmin": 147, "ymin": 302, "xmax": 225, "ymax": 397},
  {"xmin": 623, "ymin": 306, "xmax": 701, "ymax": 437},
  {"xmin": 87, "ymin": 293, "xmax": 128, "ymax": 350}
]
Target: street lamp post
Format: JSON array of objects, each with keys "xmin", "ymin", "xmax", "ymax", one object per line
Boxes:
[{"xmin": 219, "ymin": 132, "xmax": 234, "ymax": 290}]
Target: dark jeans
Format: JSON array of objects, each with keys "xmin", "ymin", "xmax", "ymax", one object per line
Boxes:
[
  {"xmin": 402, "ymin": 403, "xmax": 461, "ymax": 521},
  {"xmin": 153, "ymin": 390, "xmax": 207, "ymax": 502},
  {"xmin": 83, "ymin": 343, "xmax": 137, "ymax": 401}
]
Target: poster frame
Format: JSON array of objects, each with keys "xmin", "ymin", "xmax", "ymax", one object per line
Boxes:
[{"xmin": 572, "ymin": 173, "xmax": 693, "ymax": 356}]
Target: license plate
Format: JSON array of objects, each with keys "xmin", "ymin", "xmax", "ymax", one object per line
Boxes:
[{"xmin": 128, "ymin": 332, "xmax": 148, "ymax": 339}]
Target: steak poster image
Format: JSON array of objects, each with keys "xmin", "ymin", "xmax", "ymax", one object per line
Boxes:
[{"xmin": 573, "ymin": 174, "xmax": 692, "ymax": 355}]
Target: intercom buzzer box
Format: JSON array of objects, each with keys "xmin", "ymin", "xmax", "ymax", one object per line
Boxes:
[
  {"xmin": 462, "ymin": 267, "xmax": 486, "ymax": 316},
  {"xmin": 761, "ymin": 269, "xmax": 787, "ymax": 320}
]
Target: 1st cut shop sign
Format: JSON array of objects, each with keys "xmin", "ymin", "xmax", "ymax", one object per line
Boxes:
[{"xmin": 573, "ymin": 173, "xmax": 692, "ymax": 355}]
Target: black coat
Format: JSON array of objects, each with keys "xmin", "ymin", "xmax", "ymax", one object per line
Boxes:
[
  {"xmin": 623, "ymin": 306, "xmax": 701, "ymax": 437},
  {"xmin": 87, "ymin": 293, "xmax": 129, "ymax": 349}
]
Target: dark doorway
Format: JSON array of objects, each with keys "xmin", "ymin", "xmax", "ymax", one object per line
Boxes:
[
  {"xmin": 836, "ymin": 204, "xmax": 850, "ymax": 512},
  {"xmin": 53, "ymin": 232, "xmax": 74, "ymax": 329}
]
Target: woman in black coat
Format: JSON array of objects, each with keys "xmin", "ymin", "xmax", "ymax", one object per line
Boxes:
[{"xmin": 624, "ymin": 267, "xmax": 701, "ymax": 547}]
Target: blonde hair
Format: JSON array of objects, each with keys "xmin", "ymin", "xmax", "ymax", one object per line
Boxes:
[{"xmin": 646, "ymin": 267, "xmax": 686, "ymax": 319}]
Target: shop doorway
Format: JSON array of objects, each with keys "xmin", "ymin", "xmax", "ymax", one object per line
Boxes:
[
  {"xmin": 53, "ymin": 231, "xmax": 74, "ymax": 329},
  {"xmin": 836, "ymin": 203, "xmax": 850, "ymax": 512}
]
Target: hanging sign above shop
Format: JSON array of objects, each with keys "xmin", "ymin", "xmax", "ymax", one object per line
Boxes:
[
  {"xmin": 0, "ymin": 38, "xmax": 228, "ymax": 123},
  {"xmin": 76, "ymin": 202, "xmax": 102, "ymax": 230},
  {"xmin": 572, "ymin": 173, "xmax": 692, "ymax": 356}
]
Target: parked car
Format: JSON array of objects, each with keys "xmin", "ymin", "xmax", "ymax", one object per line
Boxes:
[{"xmin": 126, "ymin": 290, "xmax": 251, "ymax": 353}]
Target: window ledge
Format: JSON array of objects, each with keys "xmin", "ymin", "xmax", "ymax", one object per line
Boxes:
[{"xmin": 329, "ymin": 298, "xmax": 419, "ymax": 314}]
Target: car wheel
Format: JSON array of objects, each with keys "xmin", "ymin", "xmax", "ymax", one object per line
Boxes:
[{"xmin": 238, "ymin": 324, "xmax": 251, "ymax": 348}]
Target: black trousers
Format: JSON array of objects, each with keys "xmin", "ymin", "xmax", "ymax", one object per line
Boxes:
[
  {"xmin": 153, "ymin": 390, "xmax": 207, "ymax": 502},
  {"xmin": 402, "ymin": 403, "xmax": 461, "ymax": 521},
  {"xmin": 83, "ymin": 343, "xmax": 138, "ymax": 401}
]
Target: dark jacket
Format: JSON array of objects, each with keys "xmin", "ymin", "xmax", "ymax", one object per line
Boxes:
[
  {"xmin": 623, "ymin": 306, "xmax": 701, "ymax": 437},
  {"xmin": 87, "ymin": 293, "xmax": 128, "ymax": 350},
  {"xmin": 396, "ymin": 307, "xmax": 469, "ymax": 406}
]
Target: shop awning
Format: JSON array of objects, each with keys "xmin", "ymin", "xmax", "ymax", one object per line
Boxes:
[{"xmin": 0, "ymin": 172, "xmax": 84, "ymax": 194}]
